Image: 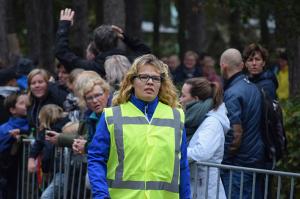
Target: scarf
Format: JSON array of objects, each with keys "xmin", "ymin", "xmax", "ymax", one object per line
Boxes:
[{"xmin": 185, "ymin": 98, "xmax": 213, "ymax": 142}]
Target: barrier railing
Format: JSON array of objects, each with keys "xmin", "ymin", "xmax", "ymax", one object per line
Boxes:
[{"xmin": 15, "ymin": 139, "xmax": 300, "ymax": 199}]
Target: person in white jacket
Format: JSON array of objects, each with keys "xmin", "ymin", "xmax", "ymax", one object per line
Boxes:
[{"xmin": 180, "ymin": 78, "xmax": 230, "ymax": 199}]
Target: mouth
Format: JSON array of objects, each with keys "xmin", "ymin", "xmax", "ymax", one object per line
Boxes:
[{"xmin": 144, "ymin": 88, "xmax": 155, "ymax": 93}]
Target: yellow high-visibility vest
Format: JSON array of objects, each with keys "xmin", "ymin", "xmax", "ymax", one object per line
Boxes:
[{"xmin": 104, "ymin": 101, "xmax": 184, "ymax": 199}]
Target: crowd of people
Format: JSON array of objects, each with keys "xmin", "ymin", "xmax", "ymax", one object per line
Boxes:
[{"xmin": 0, "ymin": 7, "xmax": 290, "ymax": 199}]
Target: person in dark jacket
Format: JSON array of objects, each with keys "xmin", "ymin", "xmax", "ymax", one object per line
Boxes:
[
  {"xmin": 55, "ymin": 8, "xmax": 151, "ymax": 78},
  {"xmin": 26, "ymin": 69, "xmax": 68, "ymax": 131},
  {"xmin": 0, "ymin": 93, "xmax": 29, "ymax": 199},
  {"xmin": 243, "ymin": 43, "xmax": 278, "ymax": 100},
  {"xmin": 173, "ymin": 51, "xmax": 202, "ymax": 87},
  {"xmin": 220, "ymin": 48, "xmax": 265, "ymax": 199}
]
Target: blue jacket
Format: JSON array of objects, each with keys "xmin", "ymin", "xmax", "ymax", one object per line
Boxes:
[
  {"xmin": 0, "ymin": 117, "xmax": 29, "ymax": 153},
  {"xmin": 222, "ymin": 73, "xmax": 265, "ymax": 168},
  {"xmin": 248, "ymin": 69, "xmax": 278, "ymax": 100},
  {"xmin": 88, "ymin": 95, "xmax": 191, "ymax": 199}
]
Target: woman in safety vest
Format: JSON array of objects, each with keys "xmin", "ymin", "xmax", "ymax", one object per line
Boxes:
[{"xmin": 88, "ymin": 54, "xmax": 191, "ymax": 199}]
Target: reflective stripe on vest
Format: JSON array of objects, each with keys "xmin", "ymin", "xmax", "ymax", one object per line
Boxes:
[{"xmin": 106, "ymin": 104, "xmax": 183, "ymax": 193}]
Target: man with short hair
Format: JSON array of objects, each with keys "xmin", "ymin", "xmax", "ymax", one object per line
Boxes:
[{"xmin": 220, "ymin": 48, "xmax": 265, "ymax": 199}]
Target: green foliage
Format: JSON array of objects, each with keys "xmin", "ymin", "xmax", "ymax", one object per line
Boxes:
[{"xmin": 277, "ymin": 96, "xmax": 300, "ymax": 172}]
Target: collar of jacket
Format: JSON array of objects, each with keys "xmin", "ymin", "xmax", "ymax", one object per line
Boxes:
[
  {"xmin": 129, "ymin": 94, "xmax": 159, "ymax": 121},
  {"xmin": 224, "ymin": 72, "xmax": 244, "ymax": 90}
]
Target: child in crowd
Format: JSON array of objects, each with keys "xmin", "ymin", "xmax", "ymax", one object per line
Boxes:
[
  {"xmin": 0, "ymin": 93, "xmax": 29, "ymax": 199},
  {"xmin": 27, "ymin": 104, "xmax": 70, "ymax": 199}
]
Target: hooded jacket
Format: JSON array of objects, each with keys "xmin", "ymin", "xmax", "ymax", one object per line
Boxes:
[{"xmin": 188, "ymin": 103, "xmax": 230, "ymax": 199}]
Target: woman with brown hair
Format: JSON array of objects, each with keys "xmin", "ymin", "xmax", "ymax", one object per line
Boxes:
[
  {"xmin": 88, "ymin": 54, "xmax": 191, "ymax": 199},
  {"xmin": 180, "ymin": 77, "xmax": 229, "ymax": 199}
]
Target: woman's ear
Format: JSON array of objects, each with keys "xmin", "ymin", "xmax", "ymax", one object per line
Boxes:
[{"xmin": 193, "ymin": 96, "xmax": 199, "ymax": 101}]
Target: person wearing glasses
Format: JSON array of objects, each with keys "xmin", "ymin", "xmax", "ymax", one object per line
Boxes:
[
  {"xmin": 88, "ymin": 54, "xmax": 191, "ymax": 199},
  {"xmin": 46, "ymin": 71, "xmax": 110, "ymax": 155}
]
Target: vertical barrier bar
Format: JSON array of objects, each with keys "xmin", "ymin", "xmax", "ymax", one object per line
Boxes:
[
  {"xmin": 64, "ymin": 148, "xmax": 71, "ymax": 199},
  {"xmin": 264, "ymin": 174, "xmax": 269, "ymax": 199},
  {"xmin": 276, "ymin": 176, "xmax": 282, "ymax": 199},
  {"xmin": 205, "ymin": 166, "xmax": 209, "ymax": 199},
  {"xmin": 21, "ymin": 142, "xmax": 26, "ymax": 198},
  {"xmin": 290, "ymin": 177, "xmax": 295, "ymax": 199},
  {"xmin": 26, "ymin": 144, "xmax": 30, "ymax": 199},
  {"xmin": 70, "ymin": 161, "xmax": 76, "ymax": 199},
  {"xmin": 31, "ymin": 170, "xmax": 35, "ymax": 199},
  {"xmin": 77, "ymin": 161, "xmax": 83, "ymax": 199},
  {"xmin": 58, "ymin": 147, "xmax": 63, "ymax": 198},
  {"xmin": 53, "ymin": 147, "xmax": 57, "ymax": 199},
  {"xmin": 239, "ymin": 171, "xmax": 244, "ymax": 199},
  {"xmin": 228, "ymin": 170, "xmax": 232, "ymax": 199},
  {"xmin": 192, "ymin": 164, "xmax": 198, "ymax": 199},
  {"xmin": 216, "ymin": 168, "xmax": 220, "ymax": 199},
  {"xmin": 251, "ymin": 172, "xmax": 256, "ymax": 199}
]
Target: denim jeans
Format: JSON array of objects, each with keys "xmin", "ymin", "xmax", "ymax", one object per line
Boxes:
[
  {"xmin": 221, "ymin": 170, "xmax": 263, "ymax": 199},
  {"xmin": 41, "ymin": 173, "xmax": 64, "ymax": 199}
]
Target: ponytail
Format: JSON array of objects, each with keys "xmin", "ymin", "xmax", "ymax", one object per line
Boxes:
[{"xmin": 210, "ymin": 82, "xmax": 223, "ymax": 110}]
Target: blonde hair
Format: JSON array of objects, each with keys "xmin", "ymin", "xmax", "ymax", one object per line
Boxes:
[
  {"xmin": 38, "ymin": 104, "xmax": 67, "ymax": 130},
  {"xmin": 74, "ymin": 71, "xmax": 110, "ymax": 108},
  {"xmin": 113, "ymin": 54, "xmax": 179, "ymax": 108},
  {"xmin": 27, "ymin": 68, "xmax": 50, "ymax": 105}
]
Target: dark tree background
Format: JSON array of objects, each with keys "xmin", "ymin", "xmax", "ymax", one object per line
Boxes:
[{"xmin": 0, "ymin": 0, "xmax": 299, "ymax": 97}]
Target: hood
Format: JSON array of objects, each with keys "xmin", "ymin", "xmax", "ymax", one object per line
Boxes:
[{"xmin": 206, "ymin": 103, "xmax": 230, "ymax": 135}]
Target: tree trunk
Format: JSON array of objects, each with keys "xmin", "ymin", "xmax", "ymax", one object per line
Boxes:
[
  {"xmin": 125, "ymin": 0, "xmax": 143, "ymax": 39},
  {"xmin": 0, "ymin": 0, "xmax": 8, "ymax": 66},
  {"xmin": 185, "ymin": 0, "xmax": 205, "ymax": 54},
  {"xmin": 95, "ymin": 0, "xmax": 104, "ymax": 25},
  {"xmin": 152, "ymin": 0, "xmax": 161, "ymax": 56},
  {"xmin": 176, "ymin": 0, "xmax": 187, "ymax": 59},
  {"xmin": 103, "ymin": 0, "xmax": 125, "ymax": 28},
  {"xmin": 228, "ymin": 7, "xmax": 242, "ymax": 51},
  {"xmin": 259, "ymin": 2, "xmax": 270, "ymax": 50},
  {"xmin": 71, "ymin": 0, "xmax": 89, "ymax": 57},
  {"xmin": 39, "ymin": 0, "xmax": 54, "ymax": 73},
  {"xmin": 6, "ymin": 0, "xmax": 20, "ymax": 65},
  {"xmin": 25, "ymin": 0, "xmax": 41, "ymax": 64}
]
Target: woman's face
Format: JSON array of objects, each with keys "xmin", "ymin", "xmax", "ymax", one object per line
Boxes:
[
  {"xmin": 183, "ymin": 55, "xmax": 197, "ymax": 69},
  {"xmin": 245, "ymin": 51, "xmax": 265, "ymax": 76},
  {"xmin": 30, "ymin": 74, "xmax": 48, "ymax": 98},
  {"xmin": 85, "ymin": 85, "xmax": 109, "ymax": 114},
  {"xmin": 133, "ymin": 64, "xmax": 162, "ymax": 102},
  {"xmin": 180, "ymin": 83, "xmax": 196, "ymax": 108}
]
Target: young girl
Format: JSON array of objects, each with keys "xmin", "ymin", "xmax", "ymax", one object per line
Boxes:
[{"xmin": 27, "ymin": 104, "xmax": 70, "ymax": 198}]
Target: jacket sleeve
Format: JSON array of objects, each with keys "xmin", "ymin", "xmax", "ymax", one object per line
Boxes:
[
  {"xmin": 180, "ymin": 128, "xmax": 191, "ymax": 199},
  {"xmin": 123, "ymin": 33, "xmax": 151, "ymax": 61},
  {"xmin": 87, "ymin": 113, "xmax": 111, "ymax": 199},
  {"xmin": 187, "ymin": 117, "xmax": 224, "ymax": 162},
  {"xmin": 55, "ymin": 21, "xmax": 106, "ymax": 76},
  {"xmin": 57, "ymin": 133, "xmax": 77, "ymax": 148}
]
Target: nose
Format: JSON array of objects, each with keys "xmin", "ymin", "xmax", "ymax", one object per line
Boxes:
[{"xmin": 146, "ymin": 77, "xmax": 154, "ymax": 84}]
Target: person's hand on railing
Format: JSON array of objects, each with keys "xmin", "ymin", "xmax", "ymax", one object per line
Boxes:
[
  {"xmin": 72, "ymin": 137, "xmax": 87, "ymax": 154},
  {"xmin": 27, "ymin": 158, "xmax": 36, "ymax": 173},
  {"xmin": 9, "ymin": 129, "xmax": 20, "ymax": 140},
  {"xmin": 45, "ymin": 130, "xmax": 59, "ymax": 145},
  {"xmin": 60, "ymin": 8, "xmax": 75, "ymax": 26}
]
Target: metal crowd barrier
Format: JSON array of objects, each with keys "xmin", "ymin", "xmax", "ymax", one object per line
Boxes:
[
  {"xmin": 17, "ymin": 139, "xmax": 92, "ymax": 199},
  {"xmin": 193, "ymin": 161, "xmax": 300, "ymax": 199},
  {"xmin": 15, "ymin": 139, "xmax": 300, "ymax": 199}
]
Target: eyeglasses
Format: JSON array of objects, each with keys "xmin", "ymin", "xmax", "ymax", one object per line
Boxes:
[
  {"xmin": 85, "ymin": 93, "xmax": 104, "ymax": 103},
  {"xmin": 134, "ymin": 74, "xmax": 162, "ymax": 83}
]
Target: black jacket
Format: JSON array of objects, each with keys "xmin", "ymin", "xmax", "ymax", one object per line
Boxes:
[{"xmin": 55, "ymin": 21, "xmax": 151, "ymax": 78}]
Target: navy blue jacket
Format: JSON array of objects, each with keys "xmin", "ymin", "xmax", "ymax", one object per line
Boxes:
[
  {"xmin": 248, "ymin": 69, "xmax": 278, "ymax": 100},
  {"xmin": 0, "ymin": 117, "xmax": 29, "ymax": 153},
  {"xmin": 222, "ymin": 72, "xmax": 265, "ymax": 168},
  {"xmin": 88, "ymin": 95, "xmax": 191, "ymax": 199}
]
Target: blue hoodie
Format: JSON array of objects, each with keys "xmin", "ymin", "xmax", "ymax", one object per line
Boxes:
[{"xmin": 0, "ymin": 117, "xmax": 29, "ymax": 153}]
